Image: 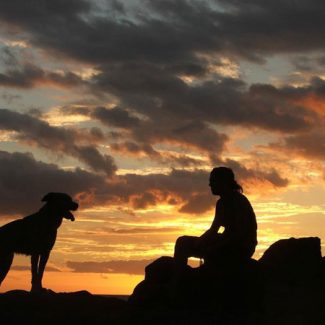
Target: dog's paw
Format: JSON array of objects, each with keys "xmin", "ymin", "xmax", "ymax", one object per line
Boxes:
[
  {"xmin": 30, "ymin": 284, "xmax": 44, "ymax": 294},
  {"xmin": 31, "ymin": 286, "xmax": 55, "ymax": 295}
]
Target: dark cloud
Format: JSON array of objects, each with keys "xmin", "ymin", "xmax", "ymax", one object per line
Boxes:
[
  {"xmin": 1, "ymin": 0, "xmax": 310, "ymax": 216},
  {"xmin": 198, "ymin": 1, "xmax": 324, "ymax": 62},
  {"xmin": 0, "ymin": 0, "xmax": 321, "ymax": 150},
  {"xmin": 92, "ymin": 106, "xmax": 141, "ymax": 129},
  {"xmin": 101, "ymin": 169, "xmax": 212, "ymax": 213},
  {"xmin": 66, "ymin": 259, "xmax": 154, "ymax": 275},
  {"xmin": 95, "ymin": 167, "xmax": 289, "ymax": 214},
  {"xmin": 64, "ymin": 104, "xmax": 228, "ymax": 163},
  {"xmin": 225, "ymin": 159, "xmax": 289, "ymax": 188},
  {"xmin": 0, "ymin": 109, "xmax": 116, "ymax": 175},
  {"xmin": 2, "ymin": 0, "xmax": 325, "ymax": 63},
  {"xmin": 110, "ymin": 141, "xmax": 203, "ymax": 167},
  {"xmin": 0, "ymin": 46, "xmax": 83, "ymax": 89},
  {"xmin": 179, "ymin": 193, "xmax": 215, "ymax": 214},
  {"xmin": 110, "ymin": 71, "xmax": 316, "ymax": 133},
  {"xmin": 0, "ymin": 63, "xmax": 83, "ymax": 89},
  {"xmin": 268, "ymin": 77, "xmax": 325, "ymax": 100},
  {"xmin": 65, "ymin": 74, "xmax": 316, "ymax": 162},
  {"xmin": 0, "ymin": 150, "xmax": 104, "ymax": 217},
  {"xmin": 272, "ymin": 128, "xmax": 325, "ymax": 160},
  {"xmin": 0, "ymin": 150, "xmax": 289, "ymax": 217}
]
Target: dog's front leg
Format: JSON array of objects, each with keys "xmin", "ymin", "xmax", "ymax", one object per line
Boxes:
[
  {"xmin": 37, "ymin": 251, "xmax": 50, "ymax": 291},
  {"xmin": 31, "ymin": 254, "xmax": 41, "ymax": 292},
  {"xmin": 31, "ymin": 252, "xmax": 50, "ymax": 292}
]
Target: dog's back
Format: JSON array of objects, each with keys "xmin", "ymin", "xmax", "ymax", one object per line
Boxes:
[{"xmin": 0, "ymin": 211, "xmax": 58, "ymax": 255}]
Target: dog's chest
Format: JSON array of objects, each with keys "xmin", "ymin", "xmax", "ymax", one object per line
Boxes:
[{"xmin": 15, "ymin": 222, "xmax": 58, "ymax": 254}]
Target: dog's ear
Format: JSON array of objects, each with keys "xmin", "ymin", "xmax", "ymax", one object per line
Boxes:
[{"xmin": 42, "ymin": 193, "xmax": 55, "ymax": 202}]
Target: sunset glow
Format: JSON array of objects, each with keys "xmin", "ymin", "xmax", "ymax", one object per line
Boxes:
[{"xmin": 0, "ymin": 0, "xmax": 324, "ymax": 295}]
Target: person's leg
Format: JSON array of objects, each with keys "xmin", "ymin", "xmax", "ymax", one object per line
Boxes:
[
  {"xmin": 174, "ymin": 236, "xmax": 201, "ymax": 267},
  {"xmin": 200, "ymin": 234, "xmax": 223, "ymax": 264}
]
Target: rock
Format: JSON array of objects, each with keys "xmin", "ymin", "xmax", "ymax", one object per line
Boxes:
[
  {"xmin": 259, "ymin": 237, "xmax": 322, "ymax": 282},
  {"xmin": 260, "ymin": 237, "xmax": 322, "ymax": 268},
  {"xmin": 129, "ymin": 254, "xmax": 261, "ymax": 310},
  {"xmin": 145, "ymin": 256, "xmax": 178, "ymax": 283},
  {"xmin": 129, "ymin": 236, "xmax": 325, "ymax": 323},
  {"xmin": 0, "ymin": 290, "xmax": 127, "ymax": 325},
  {"xmin": 129, "ymin": 256, "xmax": 195, "ymax": 306}
]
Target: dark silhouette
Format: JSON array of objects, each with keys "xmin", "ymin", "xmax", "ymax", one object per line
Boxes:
[
  {"xmin": 174, "ymin": 166, "xmax": 257, "ymax": 267},
  {"xmin": 129, "ymin": 169, "xmax": 325, "ymax": 323},
  {"xmin": 130, "ymin": 237, "xmax": 325, "ymax": 324},
  {"xmin": 0, "ymin": 192, "xmax": 78, "ymax": 292},
  {"xmin": 130, "ymin": 167, "xmax": 260, "ymax": 317}
]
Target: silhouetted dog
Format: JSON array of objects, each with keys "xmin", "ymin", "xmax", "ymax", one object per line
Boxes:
[{"xmin": 0, "ymin": 193, "xmax": 78, "ymax": 292}]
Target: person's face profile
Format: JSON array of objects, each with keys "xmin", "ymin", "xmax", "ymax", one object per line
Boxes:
[{"xmin": 209, "ymin": 173, "xmax": 220, "ymax": 195}]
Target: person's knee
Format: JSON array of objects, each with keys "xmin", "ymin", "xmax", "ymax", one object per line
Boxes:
[{"xmin": 175, "ymin": 236, "xmax": 188, "ymax": 248}]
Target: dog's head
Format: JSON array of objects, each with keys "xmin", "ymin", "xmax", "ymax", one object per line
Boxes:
[{"xmin": 42, "ymin": 193, "xmax": 78, "ymax": 221}]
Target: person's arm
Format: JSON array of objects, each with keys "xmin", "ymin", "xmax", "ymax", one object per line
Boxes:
[
  {"xmin": 200, "ymin": 200, "xmax": 220, "ymax": 238},
  {"xmin": 220, "ymin": 194, "xmax": 255, "ymax": 244}
]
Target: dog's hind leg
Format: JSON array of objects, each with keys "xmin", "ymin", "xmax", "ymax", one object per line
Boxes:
[{"xmin": 0, "ymin": 250, "xmax": 14, "ymax": 286}]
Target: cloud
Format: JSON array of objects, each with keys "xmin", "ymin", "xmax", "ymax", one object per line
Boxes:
[
  {"xmin": 224, "ymin": 159, "xmax": 289, "ymax": 188},
  {"xmin": 63, "ymin": 104, "xmax": 228, "ymax": 163},
  {"xmin": 12, "ymin": 265, "xmax": 61, "ymax": 272},
  {"xmin": 93, "ymin": 64, "xmax": 315, "ymax": 135},
  {"xmin": 61, "ymin": 73, "xmax": 317, "ymax": 167},
  {"xmin": 215, "ymin": 0, "xmax": 325, "ymax": 56},
  {"xmin": 1, "ymin": 0, "xmax": 321, "ymax": 160},
  {"xmin": 0, "ymin": 150, "xmax": 289, "ymax": 217},
  {"xmin": 0, "ymin": 63, "xmax": 83, "ymax": 89},
  {"xmin": 93, "ymin": 167, "xmax": 289, "ymax": 214},
  {"xmin": 0, "ymin": 109, "xmax": 116, "ymax": 175},
  {"xmin": 66, "ymin": 259, "xmax": 154, "ymax": 275},
  {"xmin": 272, "ymin": 127, "xmax": 325, "ymax": 160},
  {"xmin": 102, "ymin": 226, "xmax": 182, "ymax": 235},
  {"xmin": 0, "ymin": 45, "xmax": 84, "ymax": 89},
  {"xmin": 92, "ymin": 106, "xmax": 141, "ymax": 129},
  {"xmin": 2, "ymin": 0, "xmax": 325, "ymax": 64},
  {"xmin": 0, "ymin": 150, "xmax": 104, "ymax": 217}
]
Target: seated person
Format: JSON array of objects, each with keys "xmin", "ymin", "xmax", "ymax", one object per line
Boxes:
[{"xmin": 174, "ymin": 167, "xmax": 257, "ymax": 267}]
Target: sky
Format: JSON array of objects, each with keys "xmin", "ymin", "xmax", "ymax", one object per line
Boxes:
[{"xmin": 0, "ymin": 0, "xmax": 325, "ymax": 294}]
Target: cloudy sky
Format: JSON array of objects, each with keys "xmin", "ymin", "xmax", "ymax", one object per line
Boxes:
[{"xmin": 0, "ymin": 0, "xmax": 325, "ymax": 294}]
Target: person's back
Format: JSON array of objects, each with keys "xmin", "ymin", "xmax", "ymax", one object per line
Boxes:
[{"xmin": 210, "ymin": 191, "xmax": 257, "ymax": 261}]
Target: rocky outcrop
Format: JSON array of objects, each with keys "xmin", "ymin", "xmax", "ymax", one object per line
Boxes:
[
  {"xmin": 260, "ymin": 237, "xmax": 322, "ymax": 268},
  {"xmin": 129, "ymin": 237, "xmax": 325, "ymax": 323},
  {"xmin": 0, "ymin": 290, "xmax": 127, "ymax": 325},
  {"xmin": 130, "ymin": 254, "xmax": 262, "ymax": 309}
]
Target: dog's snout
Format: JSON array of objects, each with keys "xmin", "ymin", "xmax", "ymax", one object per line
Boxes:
[{"xmin": 71, "ymin": 201, "xmax": 78, "ymax": 211}]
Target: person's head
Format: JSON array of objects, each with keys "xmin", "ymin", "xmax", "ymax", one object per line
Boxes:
[{"xmin": 209, "ymin": 167, "xmax": 243, "ymax": 196}]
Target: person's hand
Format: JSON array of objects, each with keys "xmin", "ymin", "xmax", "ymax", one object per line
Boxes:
[{"xmin": 200, "ymin": 229, "xmax": 211, "ymax": 239}]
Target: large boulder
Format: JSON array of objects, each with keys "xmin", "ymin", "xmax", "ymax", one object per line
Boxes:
[
  {"xmin": 259, "ymin": 237, "xmax": 322, "ymax": 282},
  {"xmin": 129, "ymin": 237, "xmax": 325, "ymax": 323},
  {"xmin": 260, "ymin": 237, "xmax": 322, "ymax": 267},
  {"xmin": 129, "ymin": 255, "xmax": 260, "ymax": 308},
  {"xmin": 130, "ymin": 237, "xmax": 324, "ymax": 308},
  {"xmin": 129, "ymin": 256, "xmax": 197, "ymax": 306}
]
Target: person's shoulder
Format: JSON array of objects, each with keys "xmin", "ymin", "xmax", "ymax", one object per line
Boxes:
[{"xmin": 233, "ymin": 192, "xmax": 251, "ymax": 206}]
